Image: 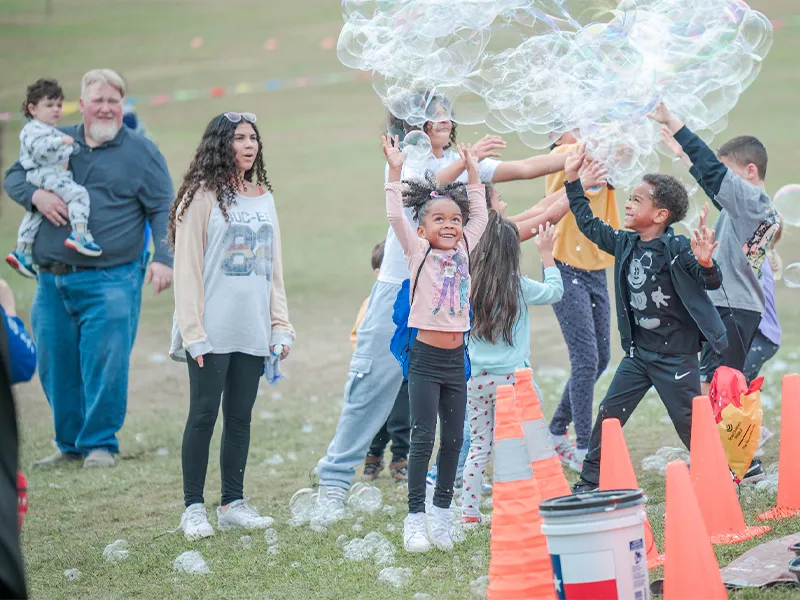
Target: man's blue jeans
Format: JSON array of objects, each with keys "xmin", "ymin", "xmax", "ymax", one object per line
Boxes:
[{"xmin": 31, "ymin": 261, "xmax": 144, "ymax": 455}]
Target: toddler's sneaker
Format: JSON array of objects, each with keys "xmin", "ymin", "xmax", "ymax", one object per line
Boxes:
[
  {"xmin": 362, "ymin": 456, "xmax": 384, "ymax": 482},
  {"xmin": 64, "ymin": 230, "xmax": 102, "ymax": 257},
  {"xmin": 5, "ymin": 248, "xmax": 36, "ymax": 279},
  {"xmin": 389, "ymin": 459, "xmax": 408, "ymax": 483},
  {"xmin": 180, "ymin": 503, "xmax": 215, "ymax": 541},
  {"xmin": 428, "ymin": 505, "xmax": 454, "ymax": 551},
  {"xmin": 403, "ymin": 512, "xmax": 431, "ymax": 553},
  {"xmin": 216, "ymin": 498, "xmax": 274, "ymax": 531}
]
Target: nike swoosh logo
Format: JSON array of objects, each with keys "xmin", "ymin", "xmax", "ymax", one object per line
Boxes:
[{"xmin": 675, "ymin": 372, "xmax": 691, "ymax": 380}]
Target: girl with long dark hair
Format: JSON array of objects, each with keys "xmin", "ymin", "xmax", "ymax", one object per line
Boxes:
[
  {"xmin": 460, "ymin": 215, "xmax": 563, "ymax": 523},
  {"xmin": 168, "ymin": 112, "xmax": 294, "ymax": 540}
]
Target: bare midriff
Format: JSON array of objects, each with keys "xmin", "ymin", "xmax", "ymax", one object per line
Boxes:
[{"xmin": 417, "ymin": 329, "xmax": 464, "ymax": 349}]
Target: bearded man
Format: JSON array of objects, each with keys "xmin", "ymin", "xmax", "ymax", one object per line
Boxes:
[{"xmin": 3, "ymin": 69, "xmax": 174, "ymax": 468}]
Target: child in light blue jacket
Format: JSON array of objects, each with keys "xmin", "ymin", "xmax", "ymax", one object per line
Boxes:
[{"xmin": 460, "ymin": 212, "xmax": 563, "ymax": 523}]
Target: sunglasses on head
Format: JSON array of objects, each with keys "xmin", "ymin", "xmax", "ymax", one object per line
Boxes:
[{"xmin": 223, "ymin": 112, "xmax": 257, "ymax": 124}]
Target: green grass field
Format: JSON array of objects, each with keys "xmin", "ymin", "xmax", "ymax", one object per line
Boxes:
[{"xmin": 2, "ymin": 0, "xmax": 800, "ymax": 598}]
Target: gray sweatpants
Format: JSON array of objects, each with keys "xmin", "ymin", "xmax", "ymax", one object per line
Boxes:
[
  {"xmin": 17, "ymin": 166, "xmax": 90, "ymax": 245},
  {"xmin": 317, "ymin": 280, "xmax": 404, "ymax": 490}
]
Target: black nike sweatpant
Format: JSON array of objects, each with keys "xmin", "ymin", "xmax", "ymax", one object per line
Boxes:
[{"xmin": 579, "ymin": 346, "xmax": 700, "ymax": 487}]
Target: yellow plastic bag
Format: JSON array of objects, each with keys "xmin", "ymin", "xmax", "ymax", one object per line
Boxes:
[{"xmin": 717, "ymin": 389, "xmax": 762, "ymax": 481}]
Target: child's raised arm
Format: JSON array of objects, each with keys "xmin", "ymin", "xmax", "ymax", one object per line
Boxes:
[
  {"xmin": 458, "ymin": 143, "xmax": 489, "ymax": 247},
  {"xmin": 521, "ymin": 224, "xmax": 564, "ymax": 305},
  {"xmin": 648, "ymin": 103, "xmax": 726, "ymax": 208},
  {"xmin": 677, "ymin": 207, "xmax": 723, "ymax": 290},
  {"xmin": 383, "ymin": 134, "xmax": 422, "ymax": 257},
  {"xmin": 383, "ymin": 133, "xmax": 404, "ymax": 183},
  {"xmin": 564, "ymin": 145, "xmax": 618, "ymax": 256}
]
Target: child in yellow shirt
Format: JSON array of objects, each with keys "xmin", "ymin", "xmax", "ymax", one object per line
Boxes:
[{"xmin": 546, "ymin": 133, "xmax": 619, "ymax": 473}]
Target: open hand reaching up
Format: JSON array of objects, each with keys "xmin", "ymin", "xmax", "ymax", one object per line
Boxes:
[
  {"xmin": 579, "ymin": 160, "xmax": 608, "ymax": 189},
  {"xmin": 660, "ymin": 127, "xmax": 692, "ymax": 168},
  {"xmin": 472, "ymin": 134, "xmax": 506, "ymax": 160},
  {"xmin": 382, "ymin": 133, "xmax": 404, "ymax": 182},
  {"xmin": 534, "ymin": 221, "xmax": 558, "ymax": 267},
  {"xmin": 647, "ymin": 102, "xmax": 683, "ymax": 133},
  {"xmin": 382, "ymin": 133, "xmax": 404, "ymax": 170},
  {"xmin": 564, "ymin": 142, "xmax": 587, "ymax": 183},
  {"xmin": 457, "ymin": 143, "xmax": 480, "ymax": 184},
  {"xmin": 691, "ymin": 218, "xmax": 719, "ymax": 267}
]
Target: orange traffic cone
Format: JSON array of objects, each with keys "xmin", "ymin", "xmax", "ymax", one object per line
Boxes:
[
  {"xmin": 759, "ymin": 373, "xmax": 800, "ymax": 520},
  {"xmin": 690, "ymin": 396, "xmax": 771, "ymax": 544},
  {"xmin": 488, "ymin": 384, "xmax": 555, "ymax": 600},
  {"xmin": 599, "ymin": 418, "xmax": 664, "ymax": 569},
  {"xmin": 514, "ymin": 368, "xmax": 570, "ymax": 501},
  {"xmin": 663, "ymin": 460, "xmax": 728, "ymax": 600}
]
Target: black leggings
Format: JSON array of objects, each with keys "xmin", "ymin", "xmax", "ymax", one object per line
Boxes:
[
  {"xmin": 182, "ymin": 352, "xmax": 263, "ymax": 507},
  {"xmin": 407, "ymin": 341, "xmax": 466, "ymax": 513}
]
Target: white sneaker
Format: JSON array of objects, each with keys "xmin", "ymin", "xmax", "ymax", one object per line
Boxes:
[
  {"xmin": 216, "ymin": 499, "xmax": 274, "ymax": 531},
  {"xmin": 180, "ymin": 503, "xmax": 214, "ymax": 541},
  {"xmin": 403, "ymin": 512, "xmax": 431, "ymax": 553},
  {"xmin": 428, "ymin": 506, "xmax": 454, "ymax": 551}
]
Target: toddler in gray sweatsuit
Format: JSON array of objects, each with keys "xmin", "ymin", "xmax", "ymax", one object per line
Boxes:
[{"xmin": 5, "ymin": 78, "xmax": 101, "ymax": 279}]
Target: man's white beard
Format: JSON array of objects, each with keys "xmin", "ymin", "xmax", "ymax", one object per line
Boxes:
[{"xmin": 88, "ymin": 122, "xmax": 119, "ymax": 143}]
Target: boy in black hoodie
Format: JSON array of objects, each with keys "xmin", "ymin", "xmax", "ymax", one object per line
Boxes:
[{"xmin": 564, "ymin": 146, "xmax": 728, "ymax": 492}]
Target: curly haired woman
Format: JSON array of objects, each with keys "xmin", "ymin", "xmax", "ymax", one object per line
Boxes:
[{"xmin": 167, "ymin": 113, "xmax": 295, "ymax": 540}]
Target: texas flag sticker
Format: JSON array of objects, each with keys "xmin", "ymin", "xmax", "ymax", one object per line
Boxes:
[{"xmin": 551, "ymin": 550, "xmax": 618, "ymax": 599}]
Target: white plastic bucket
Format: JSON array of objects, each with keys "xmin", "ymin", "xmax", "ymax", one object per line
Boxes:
[{"xmin": 539, "ymin": 489, "xmax": 650, "ymax": 600}]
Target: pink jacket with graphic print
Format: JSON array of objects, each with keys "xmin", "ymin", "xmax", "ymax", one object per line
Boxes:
[{"xmin": 385, "ymin": 182, "xmax": 488, "ymax": 333}]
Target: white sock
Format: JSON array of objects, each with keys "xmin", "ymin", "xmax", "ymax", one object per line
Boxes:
[
  {"xmin": 552, "ymin": 434, "xmax": 569, "ymax": 446},
  {"xmin": 74, "ymin": 222, "xmax": 88, "ymax": 234},
  {"xmin": 17, "ymin": 242, "xmax": 31, "ymax": 254},
  {"xmin": 575, "ymin": 448, "xmax": 588, "ymax": 462}
]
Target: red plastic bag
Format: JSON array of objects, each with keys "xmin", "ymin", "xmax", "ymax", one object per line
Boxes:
[{"xmin": 709, "ymin": 367, "xmax": 763, "ymax": 421}]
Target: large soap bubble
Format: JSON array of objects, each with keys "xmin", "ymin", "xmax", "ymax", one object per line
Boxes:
[
  {"xmin": 401, "ymin": 130, "xmax": 433, "ymax": 166},
  {"xmin": 774, "ymin": 184, "xmax": 800, "ymax": 228},
  {"xmin": 784, "ymin": 263, "xmax": 800, "ymax": 289},
  {"xmin": 339, "ymin": 0, "xmax": 773, "ymax": 188}
]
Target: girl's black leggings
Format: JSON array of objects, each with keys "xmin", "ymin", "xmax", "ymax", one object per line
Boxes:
[
  {"xmin": 407, "ymin": 341, "xmax": 467, "ymax": 513},
  {"xmin": 182, "ymin": 352, "xmax": 263, "ymax": 507}
]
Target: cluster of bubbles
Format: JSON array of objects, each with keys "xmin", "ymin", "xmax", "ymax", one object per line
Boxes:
[
  {"xmin": 343, "ymin": 531, "xmax": 396, "ymax": 565},
  {"xmin": 641, "ymin": 446, "xmax": 690, "ymax": 476},
  {"xmin": 289, "ymin": 482, "xmax": 383, "ymax": 529},
  {"xmin": 339, "ymin": 0, "xmax": 772, "ymax": 187}
]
